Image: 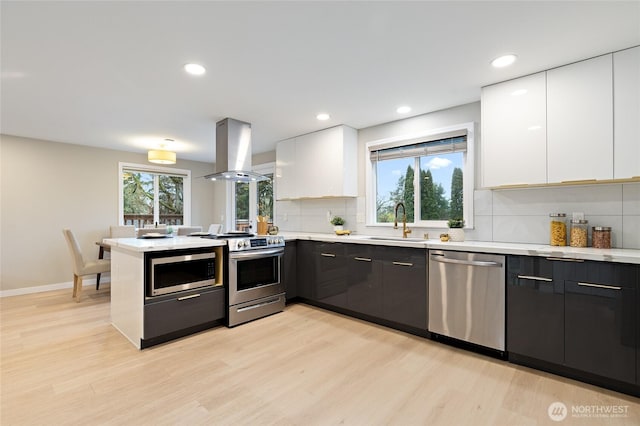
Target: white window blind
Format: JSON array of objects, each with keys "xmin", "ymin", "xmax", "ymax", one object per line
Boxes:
[{"xmin": 370, "ymin": 135, "xmax": 467, "ymax": 162}]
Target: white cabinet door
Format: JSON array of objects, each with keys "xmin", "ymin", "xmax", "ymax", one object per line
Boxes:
[
  {"xmin": 481, "ymin": 72, "xmax": 547, "ymax": 187},
  {"xmin": 547, "ymin": 54, "xmax": 613, "ymax": 183},
  {"xmin": 613, "ymin": 46, "xmax": 640, "ymax": 179},
  {"xmin": 275, "ymin": 125, "xmax": 358, "ymax": 199},
  {"xmin": 296, "ymin": 126, "xmax": 358, "ymax": 198},
  {"xmin": 296, "ymin": 129, "xmax": 333, "ymax": 198},
  {"xmin": 275, "ymin": 137, "xmax": 296, "ymax": 200}
]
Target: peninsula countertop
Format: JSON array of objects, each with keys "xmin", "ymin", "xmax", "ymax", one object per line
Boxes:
[{"xmin": 104, "ymin": 235, "xmax": 226, "ymax": 253}]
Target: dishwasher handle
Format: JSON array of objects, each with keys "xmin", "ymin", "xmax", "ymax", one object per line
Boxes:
[{"xmin": 430, "ymin": 253, "xmax": 502, "ymax": 267}]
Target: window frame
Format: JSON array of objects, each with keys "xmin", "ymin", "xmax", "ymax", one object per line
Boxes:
[
  {"xmin": 365, "ymin": 122, "xmax": 475, "ymax": 229},
  {"xmin": 226, "ymin": 162, "xmax": 276, "ymax": 232},
  {"xmin": 118, "ymin": 162, "xmax": 192, "ymax": 227}
]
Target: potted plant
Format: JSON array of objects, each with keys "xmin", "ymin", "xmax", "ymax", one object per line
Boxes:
[
  {"xmin": 447, "ymin": 218, "xmax": 465, "ymax": 242},
  {"xmin": 330, "ymin": 216, "xmax": 345, "ymax": 232}
]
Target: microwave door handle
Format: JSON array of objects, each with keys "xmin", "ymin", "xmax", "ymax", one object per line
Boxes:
[{"xmin": 230, "ymin": 248, "xmax": 284, "ymax": 260}]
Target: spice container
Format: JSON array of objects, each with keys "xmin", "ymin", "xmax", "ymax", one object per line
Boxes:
[
  {"xmin": 592, "ymin": 226, "xmax": 611, "ymax": 249},
  {"xmin": 569, "ymin": 219, "xmax": 588, "ymax": 247},
  {"xmin": 549, "ymin": 213, "xmax": 567, "ymax": 246}
]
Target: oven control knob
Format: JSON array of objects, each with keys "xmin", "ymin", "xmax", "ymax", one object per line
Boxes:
[{"xmin": 237, "ymin": 240, "xmax": 245, "ymax": 249}]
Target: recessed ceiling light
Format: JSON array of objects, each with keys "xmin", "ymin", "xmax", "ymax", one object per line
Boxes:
[
  {"xmin": 396, "ymin": 106, "xmax": 411, "ymax": 114},
  {"xmin": 491, "ymin": 54, "xmax": 517, "ymax": 68},
  {"xmin": 316, "ymin": 113, "xmax": 330, "ymax": 121},
  {"xmin": 184, "ymin": 63, "xmax": 206, "ymax": 75}
]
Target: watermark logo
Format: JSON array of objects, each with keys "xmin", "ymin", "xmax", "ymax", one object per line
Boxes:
[
  {"xmin": 548, "ymin": 402, "xmax": 568, "ymax": 422},
  {"xmin": 547, "ymin": 402, "xmax": 629, "ymax": 421}
]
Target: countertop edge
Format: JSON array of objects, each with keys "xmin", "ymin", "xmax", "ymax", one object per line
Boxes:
[
  {"xmin": 278, "ymin": 232, "xmax": 640, "ymax": 264},
  {"xmin": 104, "ymin": 236, "xmax": 226, "ymax": 253}
]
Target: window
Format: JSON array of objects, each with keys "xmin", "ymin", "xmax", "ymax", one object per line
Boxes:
[
  {"xmin": 367, "ymin": 123, "xmax": 474, "ymax": 228},
  {"xmin": 230, "ymin": 163, "xmax": 275, "ymax": 232},
  {"xmin": 119, "ymin": 163, "xmax": 191, "ymax": 227}
]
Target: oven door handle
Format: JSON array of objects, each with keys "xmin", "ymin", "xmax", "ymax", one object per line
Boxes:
[{"xmin": 229, "ymin": 247, "xmax": 284, "ymax": 260}]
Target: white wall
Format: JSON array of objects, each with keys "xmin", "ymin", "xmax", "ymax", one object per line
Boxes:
[{"xmin": 0, "ymin": 134, "xmax": 218, "ymax": 292}]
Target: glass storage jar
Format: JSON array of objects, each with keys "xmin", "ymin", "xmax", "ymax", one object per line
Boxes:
[
  {"xmin": 569, "ymin": 219, "xmax": 588, "ymax": 247},
  {"xmin": 549, "ymin": 213, "xmax": 567, "ymax": 246},
  {"xmin": 592, "ymin": 226, "xmax": 612, "ymax": 249}
]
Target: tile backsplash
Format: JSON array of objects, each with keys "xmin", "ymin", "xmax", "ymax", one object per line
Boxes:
[
  {"xmin": 276, "ymin": 198, "xmax": 358, "ymax": 234},
  {"xmin": 275, "ymin": 182, "xmax": 640, "ymax": 249}
]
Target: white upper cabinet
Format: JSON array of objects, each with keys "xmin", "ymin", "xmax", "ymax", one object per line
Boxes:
[
  {"xmin": 482, "ymin": 72, "xmax": 547, "ymax": 187},
  {"xmin": 275, "ymin": 137, "xmax": 296, "ymax": 200},
  {"xmin": 547, "ymin": 54, "xmax": 614, "ymax": 183},
  {"xmin": 275, "ymin": 125, "xmax": 358, "ymax": 199},
  {"xmin": 613, "ymin": 46, "xmax": 640, "ymax": 179}
]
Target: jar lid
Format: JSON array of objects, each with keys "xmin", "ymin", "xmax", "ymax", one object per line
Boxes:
[
  {"xmin": 549, "ymin": 213, "xmax": 566, "ymax": 217},
  {"xmin": 570, "ymin": 219, "xmax": 588, "ymax": 224},
  {"xmin": 592, "ymin": 226, "xmax": 611, "ymax": 231}
]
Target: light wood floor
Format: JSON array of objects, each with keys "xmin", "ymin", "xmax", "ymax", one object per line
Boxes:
[{"xmin": 1, "ymin": 286, "xmax": 638, "ymax": 425}]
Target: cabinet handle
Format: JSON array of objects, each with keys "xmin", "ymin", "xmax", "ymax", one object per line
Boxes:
[
  {"xmin": 393, "ymin": 261, "xmax": 413, "ymax": 267},
  {"xmin": 546, "ymin": 257, "xmax": 584, "ymax": 263},
  {"xmin": 320, "ymin": 253, "xmax": 336, "ymax": 258},
  {"xmin": 237, "ymin": 296, "xmax": 282, "ymax": 312},
  {"xmin": 177, "ymin": 293, "xmax": 201, "ymax": 301},
  {"xmin": 354, "ymin": 257, "xmax": 372, "ymax": 262},
  {"xmin": 517, "ymin": 275, "xmax": 553, "ymax": 282},
  {"xmin": 561, "ymin": 179, "xmax": 598, "ymax": 184},
  {"xmin": 430, "ymin": 255, "xmax": 501, "ymax": 267},
  {"xmin": 577, "ymin": 282, "xmax": 622, "ymax": 291}
]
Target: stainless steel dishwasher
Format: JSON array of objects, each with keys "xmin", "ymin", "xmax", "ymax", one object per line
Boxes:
[{"xmin": 428, "ymin": 250, "xmax": 506, "ymax": 351}]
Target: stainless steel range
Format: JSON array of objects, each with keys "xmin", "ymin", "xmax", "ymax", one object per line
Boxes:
[{"xmin": 213, "ymin": 233, "xmax": 286, "ymax": 327}]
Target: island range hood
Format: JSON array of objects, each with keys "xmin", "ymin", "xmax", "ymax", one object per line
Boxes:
[{"xmin": 204, "ymin": 117, "xmax": 269, "ymax": 182}]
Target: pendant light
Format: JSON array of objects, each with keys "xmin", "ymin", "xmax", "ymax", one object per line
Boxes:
[{"xmin": 148, "ymin": 139, "xmax": 177, "ymax": 165}]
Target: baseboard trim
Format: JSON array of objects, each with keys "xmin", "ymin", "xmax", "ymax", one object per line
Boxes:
[{"xmin": 0, "ymin": 277, "xmax": 110, "ymax": 298}]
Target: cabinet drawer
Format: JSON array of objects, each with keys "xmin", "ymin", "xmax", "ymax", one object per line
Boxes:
[{"xmin": 144, "ymin": 288, "xmax": 225, "ymax": 339}]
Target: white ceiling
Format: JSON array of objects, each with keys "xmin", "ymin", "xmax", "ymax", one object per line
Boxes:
[{"xmin": 2, "ymin": 1, "xmax": 639, "ymax": 163}]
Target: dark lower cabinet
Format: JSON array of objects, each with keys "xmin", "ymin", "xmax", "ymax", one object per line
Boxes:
[
  {"xmin": 508, "ymin": 255, "xmax": 638, "ymax": 394},
  {"xmin": 143, "ymin": 286, "xmax": 225, "ymax": 342},
  {"xmin": 565, "ymin": 274, "xmax": 636, "ymax": 384},
  {"xmin": 380, "ymin": 247, "xmax": 427, "ymax": 329},
  {"xmin": 295, "ymin": 241, "xmax": 428, "ymax": 333},
  {"xmin": 296, "ymin": 241, "xmax": 315, "ymax": 300},
  {"xmin": 314, "ymin": 242, "xmax": 348, "ymax": 308},
  {"xmin": 507, "ymin": 256, "xmax": 564, "ymax": 364},
  {"xmin": 283, "ymin": 241, "xmax": 297, "ymax": 301},
  {"xmin": 346, "ymin": 244, "xmax": 382, "ymax": 317}
]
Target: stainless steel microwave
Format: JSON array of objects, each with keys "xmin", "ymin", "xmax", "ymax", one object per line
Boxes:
[{"xmin": 145, "ymin": 249, "xmax": 216, "ymax": 296}]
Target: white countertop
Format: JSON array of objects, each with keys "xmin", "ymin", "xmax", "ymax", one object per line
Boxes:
[
  {"xmin": 278, "ymin": 232, "xmax": 640, "ymax": 264},
  {"xmin": 104, "ymin": 235, "xmax": 226, "ymax": 253}
]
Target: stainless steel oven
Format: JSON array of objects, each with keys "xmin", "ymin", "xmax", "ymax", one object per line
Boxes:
[
  {"xmin": 145, "ymin": 248, "xmax": 216, "ymax": 297},
  {"xmin": 225, "ymin": 235, "xmax": 286, "ymax": 326}
]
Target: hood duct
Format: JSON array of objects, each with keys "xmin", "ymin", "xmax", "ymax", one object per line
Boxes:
[{"xmin": 204, "ymin": 118, "xmax": 269, "ymax": 182}]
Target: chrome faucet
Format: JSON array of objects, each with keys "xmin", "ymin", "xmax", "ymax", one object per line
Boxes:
[{"xmin": 394, "ymin": 202, "xmax": 412, "ymax": 238}]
